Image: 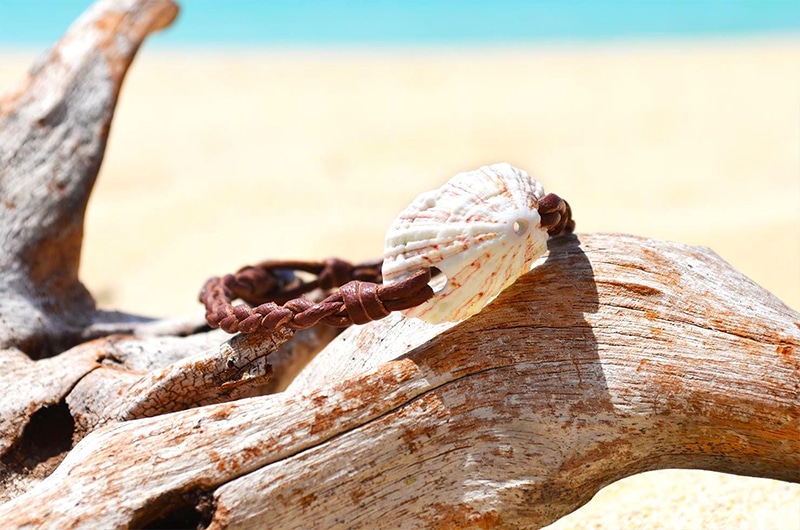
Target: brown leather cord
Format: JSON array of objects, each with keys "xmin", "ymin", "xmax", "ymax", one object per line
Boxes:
[
  {"xmin": 200, "ymin": 266, "xmax": 433, "ymax": 334},
  {"xmin": 199, "ymin": 192, "xmax": 574, "ymax": 334},
  {"xmin": 222, "ymin": 257, "xmax": 383, "ymax": 306},
  {"xmin": 538, "ymin": 193, "xmax": 575, "ymax": 237}
]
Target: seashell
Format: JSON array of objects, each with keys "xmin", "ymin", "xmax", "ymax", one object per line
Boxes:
[{"xmin": 383, "ymin": 162, "xmax": 551, "ymax": 323}]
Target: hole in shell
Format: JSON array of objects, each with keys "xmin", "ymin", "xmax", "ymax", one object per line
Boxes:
[
  {"xmin": 513, "ymin": 219, "xmax": 529, "ymax": 236},
  {"xmin": 430, "ymin": 267, "xmax": 448, "ymax": 294}
]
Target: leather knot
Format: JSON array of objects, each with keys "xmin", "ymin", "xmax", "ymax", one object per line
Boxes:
[
  {"xmin": 228, "ymin": 266, "xmax": 295, "ymax": 305},
  {"xmin": 340, "ymin": 281, "xmax": 390, "ymax": 325},
  {"xmin": 538, "ymin": 193, "xmax": 575, "ymax": 237},
  {"xmin": 318, "ymin": 258, "xmax": 356, "ymax": 290}
]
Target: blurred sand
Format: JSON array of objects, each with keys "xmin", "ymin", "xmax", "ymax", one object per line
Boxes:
[{"xmin": 1, "ymin": 37, "xmax": 798, "ymax": 528}]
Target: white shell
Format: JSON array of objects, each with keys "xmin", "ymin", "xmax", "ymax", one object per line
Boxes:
[{"xmin": 383, "ymin": 163, "xmax": 550, "ymax": 323}]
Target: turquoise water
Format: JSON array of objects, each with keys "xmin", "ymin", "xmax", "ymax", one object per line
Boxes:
[{"xmin": 0, "ymin": 0, "xmax": 798, "ymax": 47}]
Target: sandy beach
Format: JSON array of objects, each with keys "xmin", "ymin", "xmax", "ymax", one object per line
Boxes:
[
  {"xmin": 1, "ymin": 36, "xmax": 798, "ymax": 528},
  {"xmin": 4, "ymin": 39, "xmax": 797, "ymax": 317}
]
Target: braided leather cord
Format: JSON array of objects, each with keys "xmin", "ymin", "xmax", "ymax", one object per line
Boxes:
[
  {"xmin": 200, "ymin": 192, "xmax": 573, "ymax": 334},
  {"xmin": 219, "ymin": 257, "xmax": 383, "ymax": 306},
  {"xmin": 200, "ymin": 259, "xmax": 434, "ymax": 334}
]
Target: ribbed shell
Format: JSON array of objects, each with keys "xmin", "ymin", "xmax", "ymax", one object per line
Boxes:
[{"xmin": 383, "ymin": 163, "xmax": 550, "ymax": 323}]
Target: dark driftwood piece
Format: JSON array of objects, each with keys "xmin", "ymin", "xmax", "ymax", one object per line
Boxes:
[{"xmin": 0, "ymin": 1, "xmax": 798, "ymax": 528}]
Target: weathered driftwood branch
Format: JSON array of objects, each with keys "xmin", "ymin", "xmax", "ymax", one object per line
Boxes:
[
  {"xmin": 0, "ymin": 0, "xmax": 798, "ymax": 528},
  {"xmin": 0, "ymin": 234, "xmax": 797, "ymax": 529},
  {"xmin": 0, "ymin": 0, "xmax": 179, "ymax": 358}
]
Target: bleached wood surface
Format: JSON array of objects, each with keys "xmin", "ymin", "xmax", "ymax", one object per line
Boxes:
[
  {"xmin": 1, "ymin": 233, "xmax": 798, "ymax": 528},
  {"xmin": 0, "ymin": 1, "xmax": 797, "ymax": 528},
  {"xmin": 0, "ymin": 0, "xmax": 179, "ymax": 358}
]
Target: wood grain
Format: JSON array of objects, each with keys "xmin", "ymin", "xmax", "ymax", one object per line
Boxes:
[{"xmin": 0, "ymin": 234, "xmax": 796, "ymax": 528}]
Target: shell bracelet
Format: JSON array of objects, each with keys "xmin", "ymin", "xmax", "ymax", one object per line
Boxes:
[{"xmin": 200, "ymin": 163, "xmax": 574, "ymax": 334}]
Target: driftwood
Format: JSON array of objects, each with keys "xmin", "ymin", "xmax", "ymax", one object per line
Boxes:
[{"xmin": 0, "ymin": 1, "xmax": 798, "ymax": 528}]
